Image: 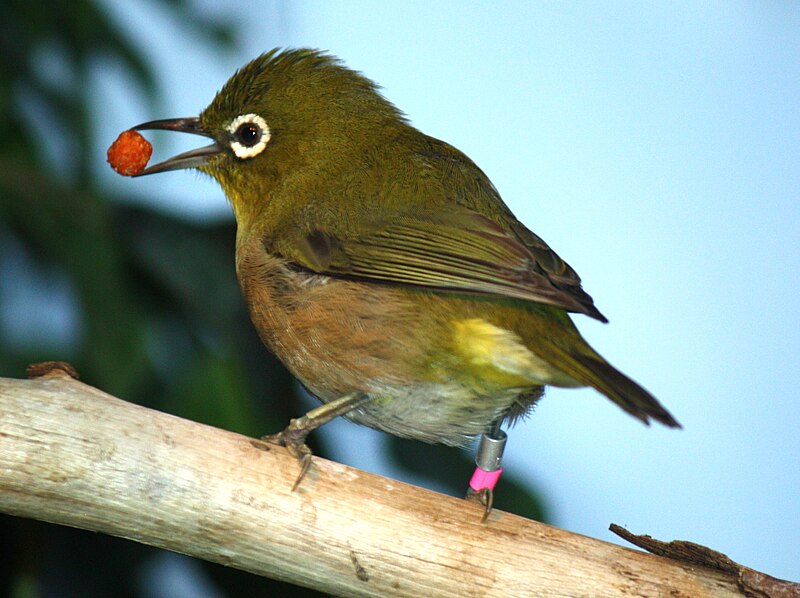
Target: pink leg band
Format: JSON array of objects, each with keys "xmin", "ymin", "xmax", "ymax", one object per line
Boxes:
[{"xmin": 469, "ymin": 466, "xmax": 503, "ymax": 492}]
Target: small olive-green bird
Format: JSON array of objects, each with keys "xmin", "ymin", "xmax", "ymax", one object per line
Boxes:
[{"xmin": 133, "ymin": 48, "xmax": 679, "ymax": 489}]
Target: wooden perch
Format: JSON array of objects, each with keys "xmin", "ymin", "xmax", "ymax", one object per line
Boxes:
[{"xmin": 0, "ymin": 366, "xmax": 744, "ymax": 597}]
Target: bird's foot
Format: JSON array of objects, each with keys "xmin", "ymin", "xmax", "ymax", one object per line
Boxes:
[
  {"xmin": 465, "ymin": 487, "xmax": 495, "ymax": 523},
  {"xmin": 260, "ymin": 422, "xmax": 314, "ymax": 491},
  {"xmin": 465, "ymin": 428, "xmax": 507, "ymax": 522},
  {"xmin": 256, "ymin": 392, "xmax": 372, "ymax": 491}
]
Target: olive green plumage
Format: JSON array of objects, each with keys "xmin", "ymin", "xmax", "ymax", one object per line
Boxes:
[{"xmin": 136, "ymin": 48, "xmax": 679, "ymax": 448}]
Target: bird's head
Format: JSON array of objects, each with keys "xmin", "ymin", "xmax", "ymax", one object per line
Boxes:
[{"xmin": 133, "ymin": 48, "xmax": 405, "ymax": 226}]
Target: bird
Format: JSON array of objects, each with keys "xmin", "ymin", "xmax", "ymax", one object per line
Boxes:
[{"xmin": 130, "ymin": 48, "xmax": 680, "ymax": 504}]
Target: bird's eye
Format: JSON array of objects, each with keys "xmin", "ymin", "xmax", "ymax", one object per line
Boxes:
[
  {"xmin": 225, "ymin": 113, "xmax": 271, "ymax": 159},
  {"xmin": 236, "ymin": 123, "xmax": 261, "ymax": 147}
]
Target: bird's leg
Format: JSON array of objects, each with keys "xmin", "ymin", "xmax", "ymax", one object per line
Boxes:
[
  {"xmin": 465, "ymin": 420, "xmax": 508, "ymax": 522},
  {"xmin": 258, "ymin": 391, "xmax": 372, "ymax": 491}
]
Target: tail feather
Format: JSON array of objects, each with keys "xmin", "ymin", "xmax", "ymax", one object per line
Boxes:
[{"xmin": 569, "ymin": 352, "xmax": 681, "ymax": 428}]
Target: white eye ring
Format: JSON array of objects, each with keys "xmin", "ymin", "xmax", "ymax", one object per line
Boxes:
[{"xmin": 226, "ymin": 113, "xmax": 271, "ymax": 159}]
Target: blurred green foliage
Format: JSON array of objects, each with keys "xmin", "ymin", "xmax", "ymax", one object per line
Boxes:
[{"xmin": 0, "ymin": 1, "xmax": 548, "ymax": 596}]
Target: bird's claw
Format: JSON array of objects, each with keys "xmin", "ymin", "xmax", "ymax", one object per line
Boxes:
[
  {"xmin": 292, "ymin": 451, "xmax": 312, "ymax": 491},
  {"xmin": 465, "ymin": 487, "xmax": 494, "ymax": 523},
  {"xmin": 259, "ymin": 421, "xmax": 314, "ymax": 491},
  {"xmin": 255, "ymin": 393, "xmax": 372, "ymax": 491}
]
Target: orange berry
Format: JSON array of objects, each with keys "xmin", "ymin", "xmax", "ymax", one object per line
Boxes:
[{"xmin": 107, "ymin": 130, "xmax": 153, "ymax": 176}]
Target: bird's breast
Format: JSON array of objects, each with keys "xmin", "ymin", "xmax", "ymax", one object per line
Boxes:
[{"xmin": 236, "ymin": 240, "xmax": 425, "ymax": 397}]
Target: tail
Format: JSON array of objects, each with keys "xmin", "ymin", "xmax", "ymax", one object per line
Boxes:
[
  {"xmin": 569, "ymin": 352, "xmax": 681, "ymax": 428},
  {"xmin": 512, "ymin": 303, "xmax": 680, "ymax": 427}
]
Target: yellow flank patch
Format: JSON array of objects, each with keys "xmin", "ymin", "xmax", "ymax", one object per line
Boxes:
[
  {"xmin": 450, "ymin": 318, "xmax": 539, "ymax": 382},
  {"xmin": 450, "ymin": 318, "xmax": 582, "ymax": 388}
]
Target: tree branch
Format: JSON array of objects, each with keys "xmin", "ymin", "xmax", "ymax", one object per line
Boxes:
[{"xmin": 0, "ymin": 369, "xmax": 742, "ymax": 597}]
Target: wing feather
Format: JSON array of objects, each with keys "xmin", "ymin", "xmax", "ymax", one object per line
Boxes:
[{"xmin": 284, "ymin": 206, "xmax": 607, "ymax": 321}]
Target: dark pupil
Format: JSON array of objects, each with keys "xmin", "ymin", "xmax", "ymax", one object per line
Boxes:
[{"xmin": 236, "ymin": 123, "xmax": 260, "ymax": 146}]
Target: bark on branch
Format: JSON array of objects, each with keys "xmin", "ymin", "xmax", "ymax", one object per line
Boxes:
[{"xmin": 0, "ymin": 369, "xmax": 743, "ymax": 597}]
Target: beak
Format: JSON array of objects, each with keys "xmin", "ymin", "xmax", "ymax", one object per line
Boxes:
[{"xmin": 132, "ymin": 117, "xmax": 223, "ymax": 176}]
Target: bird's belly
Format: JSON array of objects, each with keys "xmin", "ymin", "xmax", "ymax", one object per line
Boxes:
[
  {"xmin": 237, "ymin": 249, "xmax": 574, "ymax": 444},
  {"xmin": 262, "ymin": 290, "xmax": 525, "ymax": 443},
  {"xmin": 342, "ymin": 382, "xmax": 526, "ymax": 446}
]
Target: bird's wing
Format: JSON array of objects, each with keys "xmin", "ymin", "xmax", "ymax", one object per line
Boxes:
[{"xmin": 279, "ymin": 206, "xmax": 607, "ymax": 321}]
